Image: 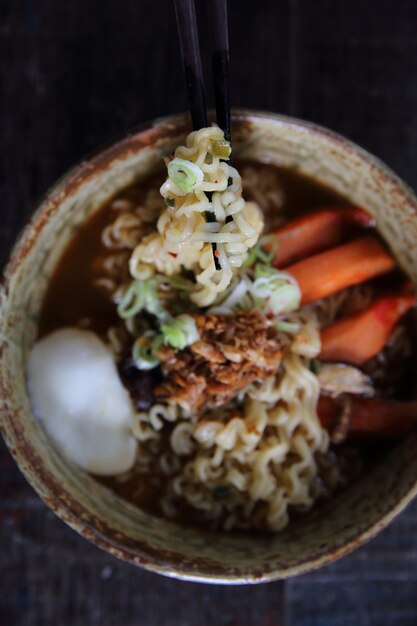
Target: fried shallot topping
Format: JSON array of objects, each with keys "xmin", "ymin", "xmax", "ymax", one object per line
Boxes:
[{"xmin": 155, "ymin": 310, "xmax": 284, "ymax": 412}]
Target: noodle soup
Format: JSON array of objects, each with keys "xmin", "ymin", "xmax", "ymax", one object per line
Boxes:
[{"xmin": 32, "ymin": 131, "xmax": 416, "ymax": 532}]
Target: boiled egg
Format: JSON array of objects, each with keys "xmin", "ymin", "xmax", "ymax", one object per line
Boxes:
[{"xmin": 28, "ymin": 328, "xmax": 137, "ymax": 476}]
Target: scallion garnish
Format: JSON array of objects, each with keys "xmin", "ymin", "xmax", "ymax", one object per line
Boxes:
[
  {"xmin": 251, "ymin": 265, "xmax": 301, "ymax": 315},
  {"xmin": 254, "ymin": 263, "xmax": 278, "ymax": 279},
  {"xmin": 164, "ymin": 275, "xmax": 195, "ymax": 292},
  {"xmin": 258, "ymin": 234, "xmax": 279, "ymax": 261},
  {"xmin": 242, "ymin": 234, "xmax": 279, "ymax": 268},
  {"xmin": 275, "ymin": 320, "xmax": 300, "ymax": 334},
  {"xmin": 211, "ymin": 140, "xmax": 232, "ymax": 160},
  {"xmin": 132, "ymin": 332, "xmax": 163, "ymax": 370},
  {"xmin": 117, "ymin": 279, "xmax": 166, "ymax": 320},
  {"xmin": 168, "ymin": 158, "xmax": 204, "ymax": 194},
  {"xmin": 268, "ymin": 282, "xmax": 301, "ymax": 315},
  {"xmin": 117, "ymin": 282, "xmax": 145, "ymax": 319},
  {"xmin": 161, "ymin": 314, "xmax": 200, "ymax": 350}
]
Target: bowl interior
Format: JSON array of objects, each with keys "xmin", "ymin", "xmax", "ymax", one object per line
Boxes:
[{"xmin": 2, "ymin": 111, "xmax": 417, "ymax": 583}]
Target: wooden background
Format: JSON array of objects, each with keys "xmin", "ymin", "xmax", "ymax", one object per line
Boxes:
[{"xmin": 2, "ymin": 1, "xmax": 417, "ymax": 624}]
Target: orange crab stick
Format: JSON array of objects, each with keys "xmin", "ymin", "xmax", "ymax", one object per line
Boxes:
[
  {"xmin": 271, "ymin": 207, "xmax": 374, "ymax": 268},
  {"xmin": 318, "ymin": 395, "xmax": 417, "ymax": 438},
  {"xmin": 320, "ymin": 294, "xmax": 415, "ymax": 365},
  {"xmin": 286, "ymin": 237, "xmax": 394, "ymax": 305}
]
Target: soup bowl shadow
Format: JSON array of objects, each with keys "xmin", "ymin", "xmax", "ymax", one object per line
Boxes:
[{"xmin": 1, "ymin": 110, "xmax": 417, "ymax": 584}]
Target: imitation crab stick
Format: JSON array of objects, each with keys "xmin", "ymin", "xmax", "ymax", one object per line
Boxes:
[
  {"xmin": 286, "ymin": 237, "xmax": 394, "ymax": 305},
  {"xmin": 318, "ymin": 395, "xmax": 417, "ymax": 438},
  {"xmin": 320, "ymin": 295, "xmax": 415, "ymax": 365},
  {"xmin": 271, "ymin": 207, "xmax": 374, "ymax": 267}
]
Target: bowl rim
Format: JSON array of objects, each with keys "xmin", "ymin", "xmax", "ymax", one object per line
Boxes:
[{"xmin": 2, "ymin": 108, "xmax": 417, "ymax": 584}]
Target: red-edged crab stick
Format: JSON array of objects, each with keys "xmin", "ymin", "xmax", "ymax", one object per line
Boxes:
[
  {"xmin": 320, "ymin": 295, "xmax": 415, "ymax": 365},
  {"xmin": 318, "ymin": 396, "xmax": 417, "ymax": 438},
  {"xmin": 271, "ymin": 207, "xmax": 374, "ymax": 268},
  {"xmin": 286, "ymin": 237, "xmax": 394, "ymax": 305}
]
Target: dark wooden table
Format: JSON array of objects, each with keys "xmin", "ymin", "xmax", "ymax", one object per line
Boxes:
[{"xmin": 2, "ymin": 1, "xmax": 417, "ymax": 624}]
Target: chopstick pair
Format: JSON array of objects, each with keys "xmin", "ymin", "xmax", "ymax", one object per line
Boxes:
[
  {"xmin": 173, "ymin": 0, "xmax": 231, "ymax": 140},
  {"xmin": 173, "ymin": 0, "xmax": 231, "ymax": 269}
]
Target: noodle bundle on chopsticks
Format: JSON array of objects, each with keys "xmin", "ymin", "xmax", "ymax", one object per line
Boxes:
[{"xmin": 129, "ymin": 126, "xmax": 263, "ymax": 305}]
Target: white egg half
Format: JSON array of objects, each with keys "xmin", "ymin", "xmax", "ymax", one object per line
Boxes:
[{"xmin": 27, "ymin": 328, "xmax": 137, "ymax": 476}]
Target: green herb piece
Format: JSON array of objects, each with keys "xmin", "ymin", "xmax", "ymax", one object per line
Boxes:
[
  {"xmin": 258, "ymin": 234, "xmax": 279, "ymax": 261},
  {"xmin": 117, "ymin": 282, "xmax": 145, "ymax": 319},
  {"xmin": 161, "ymin": 314, "xmax": 200, "ymax": 350},
  {"xmin": 117, "ymin": 279, "xmax": 166, "ymax": 320},
  {"xmin": 268, "ymin": 282, "xmax": 301, "ymax": 315},
  {"xmin": 254, "ymin": 263, "xmax": 279, "ymax": 279},
  {"xmin": 275, "ymin": 320, "xmax": 300, "ymax": 334},
  {"xmin": 211, "ymin": 139, "xmax": 232, "ymax": 160},
  {"xmin": 168, "ymin": 158, "xmax": 204, "ymax": 193},
  {"xmin": 242, "ymin": 234, "xmax": 279, "ymax": 268},
  {"xmin": 233, "ymin": 293, "xmax": 255, "ymax": 312},
  {"xmin": 251, "ymin": 266, "xmax": 301, "ymax": 315},
  {"xmin": 164, "ymin": 275, "xmax": 195, "ymax": 292},
  {"xmin": 241, "ymin": 246, "xmax": 257, "ymax": 268},
  {"xmin": 132, "ymin": 332, "xmax": 163, "ymax": 370}
]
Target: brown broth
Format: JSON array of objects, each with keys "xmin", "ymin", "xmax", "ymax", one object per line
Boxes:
[
  {"xmin": 39, "ymin": 207, "xmax": 118, "ymax": 337},
  {"xmin": 39, "ymin": 176, "xmax": 164, "ymax": 337}
]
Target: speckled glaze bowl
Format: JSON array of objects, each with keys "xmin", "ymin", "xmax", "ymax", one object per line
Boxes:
[{"xmin": 2, "ymin": 110, "xmax": 417, "ymax": 584}]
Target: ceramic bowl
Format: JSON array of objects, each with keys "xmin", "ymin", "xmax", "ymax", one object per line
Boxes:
[{"xmin": 2, "ymin": 110, "xmax": 417, "ymax": 584}]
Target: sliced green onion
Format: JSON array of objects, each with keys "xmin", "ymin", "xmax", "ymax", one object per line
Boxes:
[
  {"xmin": 161, "ymin": 314, "xmax": 200, "ymax": 350},
  {"xmin": 214, "ymin": 279, "xmax": 251, "ymax": 313},
  {"xmin": 242, "ymin": 234, "xmax": 279, "ymax": 268},
  {"xmin": 234, "ymin": 294, "xmax": 258, "ymax": 311},
  {"xmin": 254, "ymin": 263, "xmax": 280, "ymax": 279},
  {"xmin": 241, "ymin": 246, "xmax": 258, "ymax": 268},
  {"xmin": 132, "ymin": 332, "xmax": 162, "ymax": 370},
  {"xmin": 164, "ymin": 275, "xmax": 195, "ymax": 292},
  {"xmin": 275, "ymin": 320, "xmax": 300, "ymax": 334},
  {"xmin": 168, "ymin": 158, "xmax": 204, "ymax": 193},
  {"xmin": 211, "ymin": 140, "xmax": 232, "ymax": 160},
  {"xmin": 142, "ymin": 281, "xmax": 167, "ymax": 319},
  {"xmin": 251, "ymin": 276, "xmax": 283, "ymax": 298},
  {"xmin": 268, "ymin": 282, "xmax": 301, "ymax": 315},
  {"xmin": 259, "ymin": 234, "xmax": 279, "ymax": 261},
  {"xmin": 117, "ymin": 282, "xmax": 145, "ymax": 319},
  {"xmin": 251, "ymin": 266, "xmax": 301, "ymax": 315},
  {"xmin": 256, "ymin": 247, "xmax": 274, "ymax": 265},
  {"xmin": 117, "ymin": 279, "xmax": 166, "ymax": 320}
]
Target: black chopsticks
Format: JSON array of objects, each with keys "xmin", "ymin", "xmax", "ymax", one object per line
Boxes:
[
  {"xmin": 208, "ymin": 0, "xmax": 231, "ymax": 142},
  {"xmin": 173, "ymin": 0, "xmax": 231, "ymax": 270},
  {"xmin": 173, "ymin": 0, "xmax": 208, "ymax": 131},
  {"xmin": 173, "ymin": 0, "xmax": 230, "ymax": 139}
]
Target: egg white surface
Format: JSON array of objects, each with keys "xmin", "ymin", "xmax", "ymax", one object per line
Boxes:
[{"xmin": 28, "ymin": 328, "xmax": 137, "ymax": 476}]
